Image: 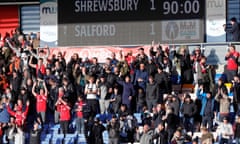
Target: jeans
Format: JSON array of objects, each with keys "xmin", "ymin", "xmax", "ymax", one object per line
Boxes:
[
  {"xmin": 183, "ymin": 117, "xmax": 194, "ymax": 132},
  {"xmin": 60, "ymin": 120, "xmax": 69, "ymax": 135},
  {"xmin": 99, "ymin": 99, "xmax": 110, "ymax": 114},
  {"xmin": 226, "ymin": 69, "xmax": 237, "ymax": 83},
  {"xmin": 54, "ymin": 110, "xmax": 60, "ymax": 124},
  {"xmin": 39, "ymin": 112, "xmax": 46, "ymax": 123},
  {"xmin": 220, "ymin": 138, "xmax": 230, "ymax": 144},
  {"xmin": 146, "ymin": 99, "xmax": 158, "ymax": 111},
  {"xmin": 76, "ymin": 117, "xmax": 85, "ymax": 134},
  {"xmin": 109, "ymin": 138, "xmax": 119, "ymax": 144},
  {"xmin": 202, "ymin": 116, "xmax": 213, "ymax": 131}
]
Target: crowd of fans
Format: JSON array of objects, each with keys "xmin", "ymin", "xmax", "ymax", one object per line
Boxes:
[{"xmin": 0, "ymin": 28, "xmax": 239, "ymax": 144}]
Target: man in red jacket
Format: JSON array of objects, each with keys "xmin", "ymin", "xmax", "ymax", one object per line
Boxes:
[
  {"xmin": 7, "ymin": 100, "xmax": 29, "ymax": 127},
  {"xmin": 55, "ymin": 96, "xmax": 71, "ymax": 135},
  {"xmin": 225, "ymin": 45, "xmax": 239, "ymax": 82}
]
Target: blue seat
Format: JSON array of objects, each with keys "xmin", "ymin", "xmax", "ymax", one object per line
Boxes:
[
  {"xmin": 40, "ymin": 133, "xmax": 52, "ymax": 140},
  {"xmin": 64, "ymin": 137, "xmax": 76, "ymax": 144},
  {"xmin": 133, "ymin": 113, "xmax": 142, "ymax": 124},
  {"xmin": 77, "ymin": 137, "xmax": 87, "ymax": 144},
  {"xmin": 102, "ymin": 131, "xmax": 108, "ymax": 138},
  {"xmin": 41, "ymin": 139, "xmax": 50, "ymax": 144},
  {"xmin": 65, "ymin": 133, "xmax": 77, "ymax": 139},
  {"xmin": 215, "ymin": 73, "xmax": 227, "ymax": 83},
  {"xmin": 51, "ymin": 133, "xmax": 64, "ymax": 144}
]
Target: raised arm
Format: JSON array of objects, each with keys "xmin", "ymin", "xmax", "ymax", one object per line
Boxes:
[
  {"xmin": 32, "ymin": 82, "xmax": 37, "ymax": 97},
  {"xmin": 5, "ymin": 39, "xmax": 21, "ymax": 56},
  {"xmin": 29, "ymin": 49, "xmax": 39, "ymax": 59},
  {"xmin": 28, "ymin": 56, "xmax": 36, "ymax": 68},
  {"xmin": 43, "ymin": 81, "xmax": 48, "ymax": 96},
  {"xmin": 43, "ymin": 46, "xmax": 50, "ymax": 59}
]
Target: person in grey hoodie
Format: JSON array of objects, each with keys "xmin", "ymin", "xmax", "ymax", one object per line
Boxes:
[
  {"xmin": 140, "ymin": 124, "xmax": 153, "ymax": 144},
  {"xmin": 146, "ymin": 75, "xmax": 159, "ymax": 111}
]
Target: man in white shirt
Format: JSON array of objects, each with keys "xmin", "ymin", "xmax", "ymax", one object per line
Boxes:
[{"xmin": 216, "ymin": 117, "xmax": 233, "ymax": 144}]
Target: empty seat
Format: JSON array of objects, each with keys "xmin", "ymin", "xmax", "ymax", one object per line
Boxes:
[{"xmin": 133, "ymin": 113, "xmax": 142, "ymax": 124}]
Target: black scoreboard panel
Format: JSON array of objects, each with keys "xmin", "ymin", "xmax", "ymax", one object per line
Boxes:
[
  {"xmin": 58, "ymin": 0, "xmax": 205, "ymax": 46},
  {"xmin": 0, "ymin": 0, "xmax": 38, "ymax": 2}
]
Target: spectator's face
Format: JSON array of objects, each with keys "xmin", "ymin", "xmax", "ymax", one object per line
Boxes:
[
  {"xmin": 149, "ymin": 77, "xmax": 153, "ymax": 83},
  {"xmin": 234, "ymin": 76, "xmax": 239, "ymax": 82},
  {"xmin": 125, "ymin": 76, "xmax": 130, "ymax": 82},
  {"xmin": 114, "ymin": 67, "xmax": 119, "ymax": 73},
  {"xmin": 72, "ymin": 54, "xmax": 78, "ymax": 61},
  {"xmin": 180, "ymin": 48, "xmax": 185, "ymax": 55},
  {"xmin": 20, "ymin": 90, "xmax": 26, "ymax": 94},
  {"xmin": 156, "ymin": 104, "xmax": 162, "ymax": 111},
  {"xmin": 229, "ymin": 46, "xmax": 235, "ymax": 52},
  {"xmin": 238, "ymin": 118, "xmax": 240, "ymax": 123},
  {"xmin": 163, "ymin": 59, "xmax": 168, "ymax": 64},
  {"xmin": 88, "ymin": 77, "xmax": 95, "ymax": 83},
  {"xmin": 200, "ymin": 58, "xmax": 206, "ymax": 63},
  {"xmin": 218, "ymin": 80, "xmax": 223, "ymax": 85},
  {"xmin": 27, "ymin": 79, "xmax": 32, "ymax": 86},
  {"xmin": 105, "ymin": 59, "xmax": 111, "ymax": 65},
  {"xmin": 158, "ymin": 124, "xmax": 164, "ymax": 131},
  {"xmin": 111, "ymin": 53, "xmax": 116, "ymax": 59},
  {"xmin": 139, "ymin": 64, "xmax": 145, "ymax": 70},
  {"xmin": 100, "ymin": 77, "xmax": 105, "ymax": 82},
  {"xmin": 38, "ymin": 59, "xmax": 43, "ymax": 65},
  {"xmin": 92, "ymin": 58, "xmax": 97, "ymax": 64},
  {"xmin": 223, "ymin": 119, "xmax": 228, "ymax": 123},
  {"xmin": 175, "ymin": 131, "xmax": 181, "ymax": 139},
  {"xmin": 33, "ymin": 123, "xmax": 39, "ymax": 130},
  {"xmin": 40, "ymin": 89, "xmax": 44, "ymax": 95},
  {"xmin": 46, "ymin": 69, "xmax": 51, "ymax": 75},
  {"xmin": 17, "ymin": 100, "xmax": 22, "ymax": 106},
  {"xmin": 207, "ymin": 93, "xmax": 211, "ymax": 99},
  {"xmin": 139, "ymin": 49, "xmax": 144, "ymax": 55},
  {"xmin": 143, "ymin": 125, "xmax": 149, "ymax": 133},
  {"xmin": 81, "ymin": 67, "xmax": 86, "ymax": 73},
  {"xmin": 114, "ymin": 88, "xmax": 118, "ymax": 94}
]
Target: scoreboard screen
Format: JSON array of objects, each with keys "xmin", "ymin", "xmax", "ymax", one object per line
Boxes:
[{"xmin": 58, "ymin": 0, "xmax": 205, "ymax": 46}]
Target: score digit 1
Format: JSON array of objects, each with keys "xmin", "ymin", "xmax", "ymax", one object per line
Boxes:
[
  {"xmin": 150, "ymin": 0, "xmax": 156, "ymax": 10},
  {"xmin": 150, "ymin": 23, "xmax": 155, "ymax": 35}
]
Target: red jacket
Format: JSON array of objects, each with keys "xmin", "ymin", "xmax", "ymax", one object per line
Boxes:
[
  {"xmin": 75, "ymin": 100, "xmax": 85, "ymax": 118},
  {"xmin": 36, "ymin": 64, "xmax": 46, "ymax": 77},
  {"xmin": 7, "ymin": 105, "xmax": 29, "ymax": 127},
  {"xmin": 57, "ymin": 103, "xmax": 71, "ymax": 121},
  {"xmin": 36, "ymin": 94, "xmax": 47, "ymax": 112},
  {"xmin": 226, "ymin": 51, "xmax": 239, "ymax": 70}
]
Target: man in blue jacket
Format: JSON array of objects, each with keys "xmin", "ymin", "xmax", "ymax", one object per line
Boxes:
[{"xmin": 197, "ymin": 85, "xmax": 215, "ymax": 131}]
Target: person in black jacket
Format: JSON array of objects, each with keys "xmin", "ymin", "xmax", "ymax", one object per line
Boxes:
[
  {"xmin": 89, "ymin": 117, "xmax": 106, "ymax": 144},
  {"xmin": 152, "ymin": 103, "xmax": 166, "ymax": 128},
  {"xmin": 153, "ymin": 122, "xmax": 168, "ymax": 144},
  {"xmin": 181, "ymin": 94, "xmax": 197, "ymax": 133},
  {"xmin": 154, "ymin": 66, "xmax": 170, "ymax": 103},
  {"xmin": 146, "ymin": 76, "xmax": 159, "ymax": 111},
  {"xmin": 224, "ymin": 17, "xmax": 240, "ymax": 42},
  {"xmin": 165, "ymin": 107, "xmax": 179, "ymax": 143},
  {"xmin": 171, "ymin": 46, "xmax": 193, "ymax": 84},
  {"xmin": 29, "ymin": 121, "xmax": 41, "ymax": 144},
  {"xmin": 232, "ymin": 75, "xmax": 240, "ymax": 115}
]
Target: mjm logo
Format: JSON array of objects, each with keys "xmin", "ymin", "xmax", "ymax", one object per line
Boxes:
[
  {"xmin": 42, "ymin": 6, "xmax": 57, "ymax": 14},
  {"xmin": 207, "ymin": 0, "xmax": 224, "ymax": 8}
]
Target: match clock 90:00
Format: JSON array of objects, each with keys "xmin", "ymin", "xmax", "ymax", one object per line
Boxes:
[{"xmin": 160, "ymin": 0, "xmax": 201, "ymax": 15}]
